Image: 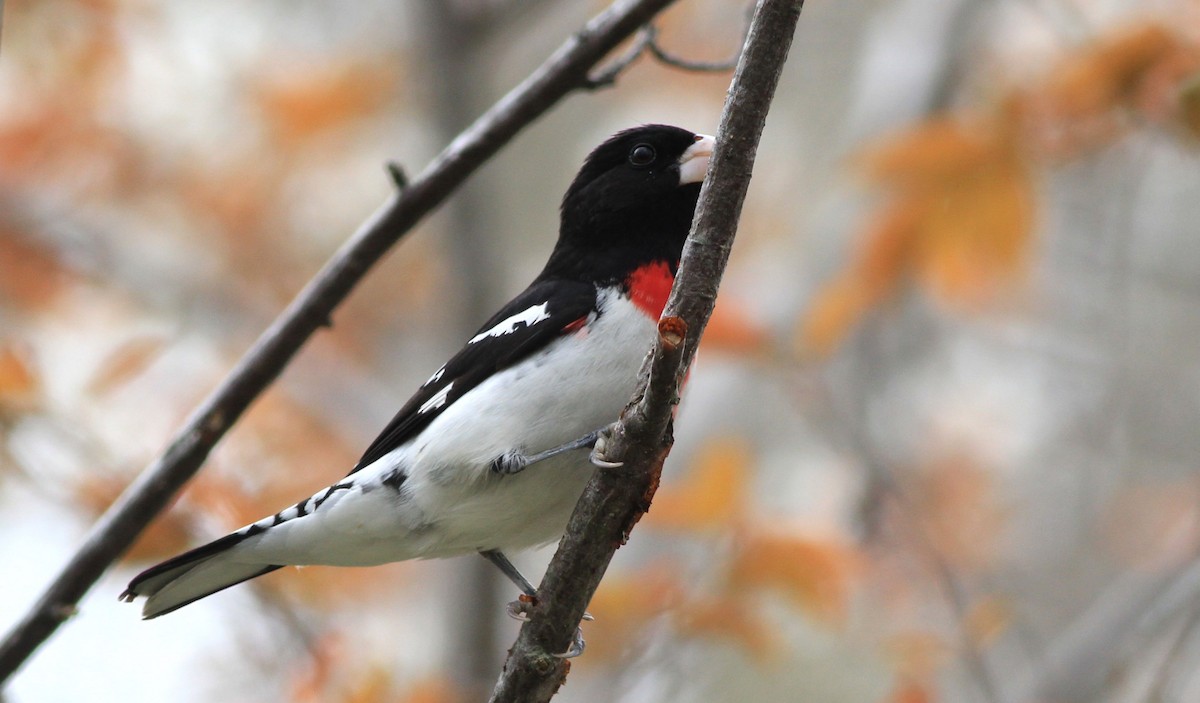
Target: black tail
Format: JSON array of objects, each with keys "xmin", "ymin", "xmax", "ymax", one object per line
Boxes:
[{"xmin": 121, "ymin": 532, "xmax": 281, "ymax": 619}]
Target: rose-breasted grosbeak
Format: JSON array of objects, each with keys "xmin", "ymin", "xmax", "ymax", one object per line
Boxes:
[{"xmin": 121, "ymin": 125, "xmax": 714, "ymax": 620}]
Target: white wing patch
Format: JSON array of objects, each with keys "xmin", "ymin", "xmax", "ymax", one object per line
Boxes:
[
  {"xmin": 468, "ymin": 303, "xmax": 551, "ymax": 344},
  {"xmin": 418, "ymin": 382, "xmax": 454, "ymax": 415}
]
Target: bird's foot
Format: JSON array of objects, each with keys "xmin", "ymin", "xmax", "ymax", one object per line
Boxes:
[
  {"xmin": 490, "ymin": 430, "xmax": 604, "ymax": 476},
  {"xmin": 589, "ymin": 430, "xmax": 624, "ymax": 469},
  {"xmin": 505, "ymin": 593, "xmax": 594, "ymax": 620},
  {"xmin": 554, "ymin": 628, "xmax": 586, "ymax": 659},
  {"xmin": 490, "ymin": 451, "xmax": 529, "ymax": 476},
  {"xmin": 504, "ymin": 594, "xmax": 591, "ymax": 658},
  {"xmin": 506, "ymin": 593, "xmax": 537, "ymax": 622}
]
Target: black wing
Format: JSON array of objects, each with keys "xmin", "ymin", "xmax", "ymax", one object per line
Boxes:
[{"xmin": 348, "ymin": 278, "xmax": 597, "ymax": 474}]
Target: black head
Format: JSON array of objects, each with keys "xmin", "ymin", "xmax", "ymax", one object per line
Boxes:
[{"xmin": 542, "ymin": 124, "xmax": 713, "ymax": 282}]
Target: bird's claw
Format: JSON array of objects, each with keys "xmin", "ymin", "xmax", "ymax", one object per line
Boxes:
[
  {"xmin": 589, "ymin": 432, "xmax": 624, "ymax": 469},
  {"xmin": 505, "ymin": 594, "xmax": 591, "ymax": 657},
  {"xmin": 506, "ymin": 597, "xmax": 594, "ymax": 623},
  {"xmin": 506, "ymin": 594, "xmax": 536, "ymax": 621},
  {"xmin": 552, "ymin": 627, "xmax": 587, "ymax": 658}
]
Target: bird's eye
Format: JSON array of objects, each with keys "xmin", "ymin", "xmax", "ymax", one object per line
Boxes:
[{"xmin": 628, "ymin": 144, "xmax": 656, "ymax": 167}]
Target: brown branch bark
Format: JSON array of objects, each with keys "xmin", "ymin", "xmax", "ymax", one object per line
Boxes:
[
  {"xmin": 0, "ymin": 0, "xmax": 684, "ymax": 685},
  {"xmin": 486, "ymin": 0, "xmax": 805, "ymax": 701}
]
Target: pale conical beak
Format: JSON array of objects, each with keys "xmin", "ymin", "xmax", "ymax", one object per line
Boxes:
[{"xmin": 678, "ymin": 134, "xmax": 715, "ymax": 186}]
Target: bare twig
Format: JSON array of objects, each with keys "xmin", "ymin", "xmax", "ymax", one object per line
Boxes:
[
  {"xmin": 487, "ymin": 1, "xmax": 805, "ymax": 700},
  {"xmin": 586, "ymin": 26, "xmax": 657, "ymax": 88},
  {"xmin": 0, "ymin": 0, "xmax": 684, "ymax": 684},
  {"xmin": 588, "ymin": 12, "xmax": 751, "ymax": 87},
  {"xmin": 646, "ymin": 14, "xmax": 749, "ymax": 73}
]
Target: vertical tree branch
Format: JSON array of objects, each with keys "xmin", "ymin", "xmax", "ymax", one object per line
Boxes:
[
  {"xmin": 487, "ymin": 1, "xmax": 805, "ymax": 700},
  {"xmin": 0, "ymin": 0, "xmax": 683, "ymax": 685}
]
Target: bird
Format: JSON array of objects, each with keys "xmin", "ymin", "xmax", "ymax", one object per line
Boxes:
[{"xmin": 121, "ymin": 124, "xmax": 714, "ymax": 626}]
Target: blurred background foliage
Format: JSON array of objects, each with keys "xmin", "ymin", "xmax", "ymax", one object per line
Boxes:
[{"xmin": 2, "ymin": 0, "xmax": 1200, "ymax": 701}]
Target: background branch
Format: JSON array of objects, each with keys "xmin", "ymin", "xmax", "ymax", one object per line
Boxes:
[
  {"xmin": 487, "ymin": 0, "xmax": 805, "ymax": 700},
  {"xmin": 586, "ymin": 13, "xmax": 749, "ymax": 88},
  {"xmin": 646, "ymin": 16, "xmax": 749, "ymax": 73},
  {"xmin": 0, "ymin": 0, "xmax": 684, "ymax": 684}
]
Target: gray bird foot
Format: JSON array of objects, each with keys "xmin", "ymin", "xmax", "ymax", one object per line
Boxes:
[
  {"xmin": 490, "ymin": 430, "xmax": 604, "ymax": 476},
  {"xmin": 589, "ymin": 430, "xmax": 624, "ymax": 469},
  {"xmin": 554, "ymin": 628, "xmax": 586, "ymax": 658},
  {"xmin": 504, "ymin": 595, "xmax": 591, "ymax": 659},
  {"xmin": 504, "ymin": 594, "xmax": 593, "ymax": 624},
  {"xmin": 506, "ymin": 594, "xmax": 536, "ymax": 622},
  {"xmin": 490, "ymin": 451, "xmax": 529, "ymax": 476}
]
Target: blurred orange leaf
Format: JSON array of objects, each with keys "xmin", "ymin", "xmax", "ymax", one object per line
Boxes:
[
  {"xmin": 262, "ymin": 562, "xmax": 409, "ymax": 609},
  {"xmin": 0, "ymin": 233, "xmax": 71, "ymax": 310},
  {"xmin": 342, "ymin": 669, "xmax": 393, "ymax": 703},
  {"xmin": 884, "ymin": 631, "xmax": 950, "ymax": 680},
  {"xmin": 913, "ymin": 455, "xmax": 1008, "ymax": 571},
  {"xmin": 398, "ymin": 677, "xmax": 460, "ymax": 703},
  {"xmin": 0, "ymin": 343, "xmax": 40, "ymax": 414},
  {"xmin": 86, "ymin": 335, "xmax": 167, "ymax": 395},
  {"xmin": 800, "ymin": 276, "xmax": 875, "ymax": 356},
  {"xmin": 674, "ymin": 594, "xmax": 780, "ymax": 661},
  {"xmin": 856, "ymin": 200, "xmax": 924, "ymax": 293},
  {"xmin": 255, "ymin": 62, "xmax": 396, "ymax": 146},
  {"xmin": 74, "ymin": 475, "xmax": 195, "ymax": 563},
  {"xmin": 801, "ymin": 199, "xmax": 921, "ymax": 355},
  {"xmin": 1040, "ymin": 24, "xmax": 1178, "ymax": 121},
  {"xmin": 291, "ymin": 632, "xmax": 344, "ymax": 703},
  {"xmin": 912, "ymin": 147, "xmax": 1033, "ymax": 304},
  {"xmin": 865, "ymin": 119, "xmax": 1033, "ymax": 307},
  {"xmin": 805, "ymin": 117, "xmax": 1033, "ymax": 355},
  {"xmin": 862, "ymin": 117, "xmax": 995, "ymax": 186},
  {"xmin": 179, "ymin": 162, "xmax": 276, "ymax": 249},
  {"xmin": 729, "ymin": 534, "xmax": 859, "ymax": 625},
  {"xmin": 966, "ymin": 596, "xmax": 1012, "ymax": 647},
  {"xmin": 647, "ymin": 437, "xmax": 752, "ymax": 531},
  {"xmin": 585, "ymin": 567, "xmax": 684, "ymax": 660},
  {"xmin": 702, "ymin": 299, "xmax": 770, "ymax": 355},
  {"xmin": 1134, "ymin": 46, "xmax": 1200, "ymax": 125},
  {"xmin": 885, "ymin": 679, "xmax": 936, "ymax": 703},
  {"xmin": 291, "ymin": 641, "xmax": 454, "ymax": 703},
  {"xmin": 340, "ymin": 667, "xmax": 400, "ymax": 703},
  {"xmin": 1021, "ymin": 23, "xmax": 1199, "ymax": 155}
]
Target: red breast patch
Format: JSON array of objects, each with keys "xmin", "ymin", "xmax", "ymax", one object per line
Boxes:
[{"xmin": 626, "ymin": 261, "xmax": 675, "ymax": 319}]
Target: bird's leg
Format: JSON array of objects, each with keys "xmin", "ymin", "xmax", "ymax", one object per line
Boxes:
[
  {"xmin": 490, "ymin": 430, "xmax": 603, "ymax": 475},
  {"xmin": 481, "ymin": 549, "xmax": 537, "ymax": 598},
  {"xmin": 480, "ymin": 549, "xmax": 591, "ymax": 658}
]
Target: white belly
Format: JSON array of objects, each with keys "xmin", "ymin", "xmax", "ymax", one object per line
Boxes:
[
  {"xmin": 243, "ymin": 288, "xmax": 656, "ymax": 566},
  {"xmin": 400, "ymin": 288, "xmax": 656, "ymax": 555}
]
